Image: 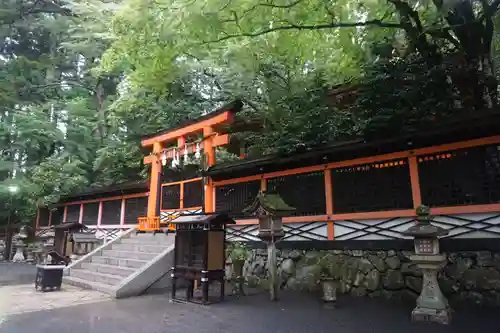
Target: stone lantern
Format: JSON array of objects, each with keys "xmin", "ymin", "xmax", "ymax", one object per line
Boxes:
[
  {"xmin": 243, "ymin": 191, "xmax": 295, "ymax": 301},
  {"xmin": 12, "ymin": 226, "xmax": 29, "ymax": 262},
  {"xmin": 0, "ymin": 239, "xmax": 5, "ymax": 261},
  {"xmin": 402, "ymin": 205, "xmax": 451, "ymax": 325}
]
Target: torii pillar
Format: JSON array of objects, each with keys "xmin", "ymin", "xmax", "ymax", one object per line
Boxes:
[{"xmin": 140, "ymin": 101, "xmax": 242, "ymax": 222}]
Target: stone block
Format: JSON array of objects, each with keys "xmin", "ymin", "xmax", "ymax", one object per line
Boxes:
[
  {"xmin": 383, "ymin": 270, "xmax": 404, "ymax": 290},
  {"xmin": 351, "ymin": 286, "xmax": 367, "ymax": 297},
  {"xmin": 412, "ymin": 307, "xmax": 451, "ymax": 325},
  {"xmin": 288, "ymin": 250, "xmax": 302, "ymax": 261},
  {"xmin": 353, "ymin": 271, "xmax": 364, "ymax": 287},
  {"xmin": 476, "ymin": 251, "xmax": 493, "ymax": 267},
  {"xmin": 357, "ymin": 258, "xmax": 373, "ymax": 274},
  {"xmin": 401, "ymin": 262, "xmax": 422, "ymax": 277},
  {"xmin": 364, "ymin": 269, "xmax": 380, "ymax": 291},
  {"xmin": 405, "ymin": 276, "xmax": 422, "ymax": 293},
  {"xmin": 385, "ymin": 256, "xmax": 401, "ymax": 270},
  {"xmin": 368, "ymin": 255, "xmax": 386, "ymax": 272},
  {"xmin": 293, "ymin": 264, "xmax": 321, "ymax": 290},
  {"xmin": 280, "ymin": 259, "xmax": 295, "ymax": 276},
  {"xmin": 461, "ymin": 267, "xmax": 500, "ymax": 291}
]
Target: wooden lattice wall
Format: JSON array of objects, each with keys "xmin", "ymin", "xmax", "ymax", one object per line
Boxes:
[{"xmin": 216, "ymin": 136, "xmax": 500, "ymax": 241}]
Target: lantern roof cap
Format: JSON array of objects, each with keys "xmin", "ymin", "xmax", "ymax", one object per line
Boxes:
[
  {"xmin": 243, "ymin": 191, "xmax": 295, "ymax": 216},
  {"xmin": 402, "ymin": 205, "xmax": 449, "ymax": 238}
]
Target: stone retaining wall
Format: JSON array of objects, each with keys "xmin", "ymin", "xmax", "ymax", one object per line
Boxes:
[{"xmin": 239, "ymin": 248, "xmax": 500, "ymax": 306}]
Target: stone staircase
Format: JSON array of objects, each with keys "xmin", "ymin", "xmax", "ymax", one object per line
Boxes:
[{"xmin": 63, "ymin": 229, "xmax": 175, "ymax": 298}]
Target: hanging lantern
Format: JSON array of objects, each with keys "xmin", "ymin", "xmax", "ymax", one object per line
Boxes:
[
  {"xmin": 195, "ymin": 142, "xmax": 201, "ymax": 159},
  {"xmin": 161, "ymin": 151, "xmax": 167, "ymax": 166},
  {"xmin": 183, "ymin": 146, "xmax": 188, "ymax": 163}
]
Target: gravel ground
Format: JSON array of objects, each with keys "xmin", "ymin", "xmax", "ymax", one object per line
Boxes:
[{"xmin": 1, "ymin": 291, "xmax": 499, "ymax": 333}]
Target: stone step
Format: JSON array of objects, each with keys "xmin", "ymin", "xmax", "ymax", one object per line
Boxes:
[
  {"xmin": 81, "ymin": 262, "xmax": 136, "ymax": 277},
  {"xmin": 63, "ymin": 275, "xmax": 115, "ymax": 296},
  {"xmin": 122, "ymin": 234, "xmax": 174, "ymax": 245},
  {"xmin": 113, "ymin": 243, "xmax": 169, "ymax": 253},
  {"xmin": 102, "ymin": 250, "xmax": 156, "ymax": 261},
  {"xmin": 70, "ymin": 268, "xmax": 123, "ymax": 286},
  {"xmin": 91, "ymin": 256, "xmax": 149, "ymax": 269}
]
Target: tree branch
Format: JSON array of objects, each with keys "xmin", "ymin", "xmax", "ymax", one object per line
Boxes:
[
  {"xmin": 488, "ymin": 0, "xmax": 500, "ymax": 14},
  {"xmin": 28, "ymin": 80, "xmax": 96, "ymax": 94},
  {"xmin": 241, "ymin": 0, "xmax": 304, "ymax": 19},
  {"xmin": 424, "ymin": 28, "xmax": 461, "ymax": 50},
  {"xmin": 257, "ymin": 0, "xmax": 304, "ymax": 9},
  {"xmin": 1, "ymin": 0, "xmax": 74, "ymax": 26},
  {"xmin": 204, "ymin": 19, "xmax": 404, "ymax": 44}
]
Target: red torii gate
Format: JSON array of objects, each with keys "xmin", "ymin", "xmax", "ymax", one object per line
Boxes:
[{"xmin": 139, "ymin": 101, "xmax": 242, "ymax": 230}]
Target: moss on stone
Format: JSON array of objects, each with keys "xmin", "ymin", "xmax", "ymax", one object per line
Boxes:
[{"xmin": 243, "ymin": 191, "xmax": 295, "ymax": 215}]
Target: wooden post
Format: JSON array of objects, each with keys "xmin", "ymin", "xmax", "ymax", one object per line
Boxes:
[
  {"xmin": 35, "ymin": 208, "xmax": 40, "ymax": 229},
  {"xmin": 409, "ymin": 156, "xmax": 422, "ymax": 208},
  {"xmin": 147, "ymin": 142, "xmax": 163, "ymax": 218},
  {"xmin": 79, "ymin": 203, "xmax": 84, "ymax": 224},
  {"xmin": 120, "ymin": 199, "xmax": 126, "ymax": 225},
  {"xmin": 324, "ymin": 168, "xmax": 334, "ymax": 240},
  {"xmin": 97, "ymin": 201, "xmax": 103, "ymax": 226},
  {"xmin": 203, "ymin": 127, "xmax": 215, "ymax": 213},
  {"xmin": 177, "ymin": 136, "xmax": 186, "ymax": 150},
  {"xmin": 267, "ymin": 240, "xmax": 278, "ymax": 301}
]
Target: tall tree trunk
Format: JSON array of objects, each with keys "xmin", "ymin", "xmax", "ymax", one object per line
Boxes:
[{"xmin": 95, "ymin": 79, "xmax": 106, "ymax": 144}]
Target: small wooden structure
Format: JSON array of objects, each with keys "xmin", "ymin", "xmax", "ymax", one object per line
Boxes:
[
  {"xmin": 243, "ymin": 191, "xmax": 294, "ymax": 239},
  {"xmin": 69, "ymin": 232, "xmax": 101, "ymax": 258},
  {"xmin": 171, "ymin": 213, "xmax": 235, "ymax": 305},
  {"xmin": 51, "ymin": 222, "xmax": 87, "ymax": 260}
]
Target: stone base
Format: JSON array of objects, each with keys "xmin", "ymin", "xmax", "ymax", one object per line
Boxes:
[
  {"xmin": 12, "ymin": 249, "xmax": 25, "ymax": 263},
  {"xmin": 411, "ymin": 307, "xmax": 451, "ymax": 325}
]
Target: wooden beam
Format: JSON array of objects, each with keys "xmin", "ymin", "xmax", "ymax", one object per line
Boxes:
[
  {"xmin": 180, "ymin": 182, "xmax": 184, "ymax": 209},
  {"xmin": 260, "ymin": 176, "xmax": 267, "ymax": 191},
  {"xmin": 212, "ymin": 134, "xmax": 230, "ymax": 147},
  {"xmin": 432, "ymin": 203, "xmax": 500, "ymax": 215},
  {"xmin": 147, "ymin": 142, "xmax": 163, "ymax": 218},
  {"xmin": 204, "ymin": 126, "xmax": 215, "ymax": 213},
  {"xmin": 78, "ymin": 203, "xmax": 84, "ymax": 223},
  {"xmin": 35, "ymin": 209, "xmax": 40, "ymax": 229},
  {"xmin": 324, "ymin": 169, "xmax": 334, "ymax": 240},
  {"xmin": 177, "ymin": 136, "xmax": 186, "ymax": 147},
  {"xmin": 141, "ymin": 112, "xmax": 234, "ymax": 147},
  {"xmin": 97, "ymin": 201, "xmax": 103, "ymax": 226},
  {"xmin": 120, "ymin": 199, "xmax": 126, "ymax": 225},
  {"xmin": 63, "ymin": 206, "xmax": 68, "ymax": 223},
  {"xmin": 53, "ymin": 192, "xmax": 149, "ymax": 207},
  {"xmin": 408, "ymin": 156, "xmax": 422, "ymax": 208},
  {"xmin": 162, "ymin": 177, "xmax": 203, "ymax": 186},
  {"xmin": 144, "ymin": 155, "xmax": 154, "ymax": 164}
]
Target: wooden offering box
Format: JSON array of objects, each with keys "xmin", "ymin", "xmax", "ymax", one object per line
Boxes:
[{"xmin": 171, "ymin": 213, "xmax": 235, "ymax": 305}]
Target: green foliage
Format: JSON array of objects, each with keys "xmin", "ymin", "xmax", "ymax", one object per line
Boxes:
[
  {"xmin": 92, "ymin": 140, "xmax": 146, "ymax": 186},
  {"xmin": 317, "ymin": 251, "xmax": 344, "ymax": 280},
  {"xmin": 2, "ymin": 0, "xmax": 500, "ymax": 228},
  {"xmin": 227, "ymin": 241, "xmax": 250, "ymax": 262},
  {"xmin": 28, "ymin": 153, "xmax": 89, "ymax": 205},
  {"xmin": 352, "ymin": 54, "xmax": 461, "ymax": 139}
]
